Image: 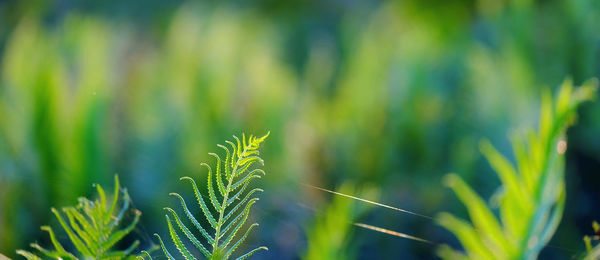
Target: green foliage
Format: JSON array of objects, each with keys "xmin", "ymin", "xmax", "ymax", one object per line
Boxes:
[
  {"xmin": 152, "ymin": 133, "xmax": 270, "ymax": 260},
  {"xmin": 303, "ymin": 183, "xmax": 378, "ymax": 260},
  {"xmin": 16, "ymin": 175, "xmax": 143, "ymax": 259},
  {"xmin": 582, "ymin": 221, "xmax": 600, "ymax": 260},
  {"xmin": 437, "ymin": 78, "xmax": 598, "ymax": 260},
  {"xmin": 1, "ymin": 1, "xmax": 600, "ymax": 258}
]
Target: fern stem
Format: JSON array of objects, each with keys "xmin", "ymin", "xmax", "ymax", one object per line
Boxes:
[{"xmin": 213, "ymin": 139, "xmax": 252, "ymax": 255}]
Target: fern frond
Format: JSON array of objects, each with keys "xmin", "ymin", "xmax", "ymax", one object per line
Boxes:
[
  {"xmin": 156, "ymin": 132, "xmax": 270, "ymax": 259},
  {"xmin": 17, "ymin": 175, "xmax": 145, "ymax": 259},
  {"xmin": 437, "ymin": 78, "xmax": 598, "ymax": 260}
]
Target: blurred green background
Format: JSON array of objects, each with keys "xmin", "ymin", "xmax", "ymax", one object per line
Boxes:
[{"xmin": 1, "ymin": 0, "xmax": 600, "ymax": 259}]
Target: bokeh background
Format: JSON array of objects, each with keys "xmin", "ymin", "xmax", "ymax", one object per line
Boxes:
[{"xmin": 0, "ymin": 0, "xmax": 599, "ymax": 259}]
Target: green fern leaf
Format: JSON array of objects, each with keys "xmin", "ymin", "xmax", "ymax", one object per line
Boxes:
[
  {"xmin": 17, "ymin": 175, "xmax": 146, "ymax": 259},
  {"xmin": 155, "ymin": 132, "xmax": 270, "ymax": 260},
  {"xmin": 437, "ymin": 78, "xmax": 598, "ymax": 260}
]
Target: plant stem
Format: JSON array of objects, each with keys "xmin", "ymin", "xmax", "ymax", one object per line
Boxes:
[{"xmin": 212, "ymin": 142, "xmax": 250, "ymax": 256}]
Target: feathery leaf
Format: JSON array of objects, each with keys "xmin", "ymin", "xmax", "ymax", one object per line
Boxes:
[
  {"xmin": 156, "ymin": 132, "xmax": 269, "ymax": 259},
  {"xmin": 17, "ymin": 175, "xmax": 148, "ymax": 259},
  {"xmin": 437, "ymin": 78, "xmax": 598, "ymax": 259}
]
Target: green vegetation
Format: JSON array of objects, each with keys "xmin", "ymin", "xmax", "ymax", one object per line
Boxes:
[
  {"xmin": 583, "ymin": 221, "xmax": 600, "ymax": 260},
  {"xmin": 303, "ymin": 183, "xmax": 378, "ymax": 260},
  {"xmin": 152, "ymin": 133, "xmax": 269, "ymax": 260},
  {"xmin": 0, "ymin": 1, "xmax": 600, "ymax": 259},
  {"xmin": 16, "ymin": 175, "xmax": 143, "ymax": 259},
  {"xmin": 437, "ymin": 79, "xmax": 598, "ymax": 259}
]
